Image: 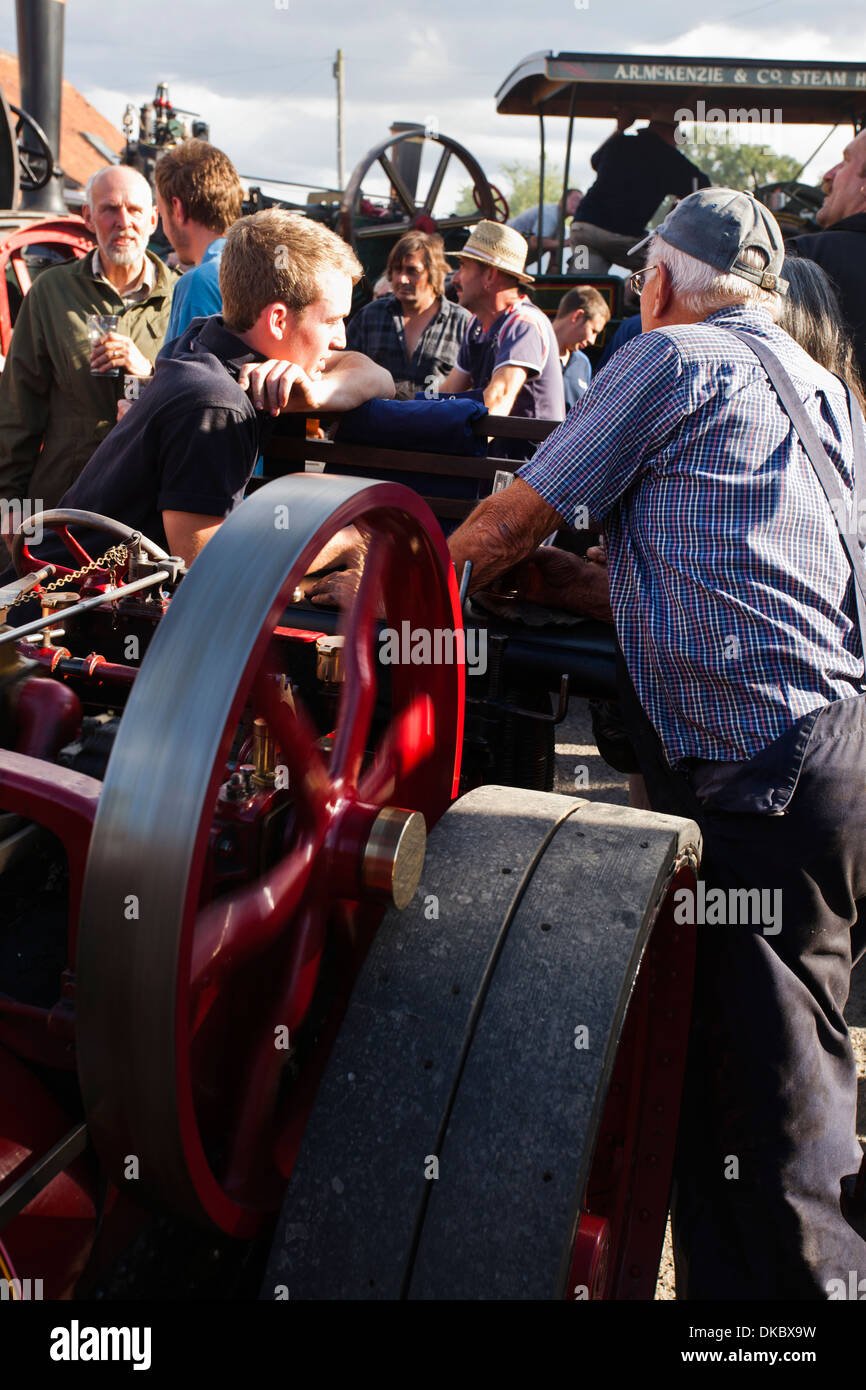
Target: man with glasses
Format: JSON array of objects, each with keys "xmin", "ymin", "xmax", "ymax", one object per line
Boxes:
[{"xmin": 448, "ymin": 188, "xmax": 866, "ymax": 1301}]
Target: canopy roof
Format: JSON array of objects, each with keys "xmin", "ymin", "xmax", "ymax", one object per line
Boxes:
[{"xmin": 496, "ymin": 52, "xmax": 866, "ymax": 126}]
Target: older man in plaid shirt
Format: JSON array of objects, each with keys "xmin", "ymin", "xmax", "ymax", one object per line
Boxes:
[{"xmin": 449, "ymin": 188, "xmax": 866, "ymax": 1301}]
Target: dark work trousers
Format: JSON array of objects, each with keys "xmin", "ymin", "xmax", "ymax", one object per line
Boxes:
[{"xmin": 616, "ymin": 647, "xmax": 866, "ymax": 1300}]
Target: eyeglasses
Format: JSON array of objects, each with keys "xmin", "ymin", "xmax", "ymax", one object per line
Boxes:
[{"xmin": 628, "ymin": 265, "xmax": 659, "ymax": 296}]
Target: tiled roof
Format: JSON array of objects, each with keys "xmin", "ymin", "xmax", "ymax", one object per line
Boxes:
[{"xmin": 0, "ymin": 49, "xmax": 125, "ymax": 189}]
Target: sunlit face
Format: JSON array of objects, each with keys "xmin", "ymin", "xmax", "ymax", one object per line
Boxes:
[
  {"xmin": 390, "ymin": 254, "xmax": 434, "ymax": 309},
  {"xmin": 561, "ymin": 311, "xmax": 607, "ymax": 351},
  {"xmin": 817, "ymin": 130, "xmax": 866, "ymax": 228},
  {"xmin": 286, "ymin": 269, "xmax": 351, "ymax": 374},
  {"xmin": 451, "ymin": 256, "xmax": 487, "ymax": 314},
  {"xmin": 83, "ymin": 169, "xmax": 158, "ymax": 267}
]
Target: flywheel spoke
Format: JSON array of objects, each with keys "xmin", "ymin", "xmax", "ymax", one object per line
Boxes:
[
  {"xmin": 376, "ymin": 154, "xmax": 417, "ymax": 216},
  {"xmin": 330, "ymin": 542, "xmax": 390, "ymax": 789},
  {"xmin": 223, "ymin": 900, "xmax": 327, "ymax": 1194},
  {"xmin": 189, "ymin": 833, "xmax": 317, "ymax": 1001},
  {"xmin": 252, "ymin": 663, "xmax": 330, "ymax": 826},
  {"xmin": 422, "ymin": 147, "xmax": 452, "ymax": 216},
  {"xmin": 359, "ymin": 693, "xmax": 437, "ymax": 804}
]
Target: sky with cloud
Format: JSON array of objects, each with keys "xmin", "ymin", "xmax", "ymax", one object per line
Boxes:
[{"xmin": 1, "ymin": 0, "xmax": 863, "ymax": 210}]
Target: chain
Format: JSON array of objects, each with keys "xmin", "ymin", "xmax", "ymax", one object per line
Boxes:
[{"xmin": 4, "ymin": 534, "xmax": 139, "ymax": 613}]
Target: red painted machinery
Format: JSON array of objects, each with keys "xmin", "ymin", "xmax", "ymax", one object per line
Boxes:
[{"xmin": 0, "ymin": 476, "xmax": 700, "ymax": 1301}]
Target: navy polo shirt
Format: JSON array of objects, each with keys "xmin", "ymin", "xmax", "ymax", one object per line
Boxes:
[{"xmin": 29, "ymin": 316, "xmax": 271, "ymax": 565}]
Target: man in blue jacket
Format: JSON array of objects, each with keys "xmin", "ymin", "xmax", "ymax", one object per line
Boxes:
[{"xmin": 155, "ymin": 139, "xmax": 244, "ymax": 343}]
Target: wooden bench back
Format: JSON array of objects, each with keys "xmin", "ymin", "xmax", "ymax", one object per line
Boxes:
[{"xmin": 257, "ymin": 414, "xmax": 562, "ymax": 524}]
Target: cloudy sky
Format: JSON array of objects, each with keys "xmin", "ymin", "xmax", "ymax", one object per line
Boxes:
[{"xmin": 2, "ymin": 0, "xmax": 864, "ymax": 210}]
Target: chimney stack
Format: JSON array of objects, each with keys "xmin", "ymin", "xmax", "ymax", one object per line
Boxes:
[{"xmin": 16, "ymin": 0, "xmax": 67, "ymax": 213}]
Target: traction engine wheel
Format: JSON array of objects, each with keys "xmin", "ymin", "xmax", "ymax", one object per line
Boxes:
[
  {"xmin": 473, "ymin": 180, "xmax": 510, "ymax": 222},
  {"xmin": 263, "ymin": 785, "xmax": 700, "ymax": 1299},
  {"xmin": 75, "ymin": 476, "xmax": 464, "ymax": 1237},
  {"xmin": 339, "ymin": 127, "xmax": 502, "ymax": 251}
]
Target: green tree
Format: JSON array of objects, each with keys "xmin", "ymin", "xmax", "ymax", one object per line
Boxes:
[
  {"xmin": 679, "ymin": 128, "xmax": 802, "ymax": 191},
  {"xmin": 455, "ymin": 158, "xmax": 564, "ymax": 218}
]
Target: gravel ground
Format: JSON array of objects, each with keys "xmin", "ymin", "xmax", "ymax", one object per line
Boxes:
[{"xmin": 553, "ymin": 696, "xmax": 866, "ymax": 1302}]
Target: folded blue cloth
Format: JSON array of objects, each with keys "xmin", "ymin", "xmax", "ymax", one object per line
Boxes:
[{"xmin": 334, "ymin": 394, "xmax": 488, "ymax": 457}]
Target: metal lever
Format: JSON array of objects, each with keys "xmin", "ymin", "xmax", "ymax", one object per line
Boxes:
[
  {"xmin": 0, "ymin": 564, "xmax": 56, "ymax": 620},
  {"xmin": 0, "ymin": 569, "xmax": 171, "ymax": 647}
]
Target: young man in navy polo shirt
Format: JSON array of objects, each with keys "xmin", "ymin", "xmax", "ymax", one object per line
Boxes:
[{"xmin": 29, "ymin": 211, "xmax": 394, "ymax": 569}]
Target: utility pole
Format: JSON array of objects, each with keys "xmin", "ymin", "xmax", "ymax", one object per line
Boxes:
[{"xmin": 333, "ymin": 49, "xmax": 345, "ymax": 191}]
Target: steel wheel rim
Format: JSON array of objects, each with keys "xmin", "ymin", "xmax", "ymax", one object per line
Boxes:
[{"xmin": 76, "ymin": 475, "xmax": 463, "ymax": 1235}]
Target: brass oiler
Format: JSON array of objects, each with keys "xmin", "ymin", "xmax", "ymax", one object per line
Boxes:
[
  {"xmin": 251, "ymin": 716, "xmax": 276, "ymax": 790},
  {"xmin": 39, "ymin": 591, "xmax": 79, "ymax": 650},
  {"xmin": 316, "ymin": 635, "xmax": 345, "ymax": 684}
]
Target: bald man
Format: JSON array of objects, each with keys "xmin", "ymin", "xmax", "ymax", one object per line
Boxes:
[{"xmin": 0, "ymin": 165, "xmax": 177, "ymax": 526}]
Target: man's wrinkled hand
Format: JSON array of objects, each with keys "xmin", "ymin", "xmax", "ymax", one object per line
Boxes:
[
  {"xmin": 498, "ymin": 545, "xmax": 613, "ymax": 621},
  {"xmin": 304, "ymin": 567, "xmax": 365, "ymax": 608},
  {"xmin": 293, "ymin": 525, "xmax": 371, "ymax": 609},
  {"xmin": 239, "ymin": 360, "xmax": 324, "ymax": 416},
  {"xmin": 91, "ymin": 332, "xmax": 152, "ymax": 377}
]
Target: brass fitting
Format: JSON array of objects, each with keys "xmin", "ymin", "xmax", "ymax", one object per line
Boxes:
[{"xmin": 251, "ymin": 716, "xmax": 276, "ymax": 790}]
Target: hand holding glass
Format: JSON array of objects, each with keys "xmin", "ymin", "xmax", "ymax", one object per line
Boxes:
[{"xmin": 87, "ymin": 314, "xmax": 121, "ymax": 376}]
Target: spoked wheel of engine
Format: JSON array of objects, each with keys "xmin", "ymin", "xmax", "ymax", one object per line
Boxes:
[
  {"xmin": 75, "ymin": 476, "xmax": 464, "ymax": 1237},
  {"xmin": 263, "ymin": 785, "xmax": 700, "ymax": 1299},
  {"xmin": 339, "ymin": 127, "xmax": 502, "ymax": 251},
  {"xmin": 9, "ymin": 103, "xmax": 55, "ymax": 192}
]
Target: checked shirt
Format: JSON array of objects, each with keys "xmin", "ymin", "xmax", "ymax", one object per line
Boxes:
[
  {"xmin": 518, "ymin": 305, "xmax": 866, "ymax": 766},
  {"xmin": 346, "ymin": 293, "xmax": 470, "ymax": 397}
]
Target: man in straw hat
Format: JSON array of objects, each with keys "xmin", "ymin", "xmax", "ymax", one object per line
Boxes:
[
  {"xmin": 438, "ymin": 220, "xmax": 565, "ymax": 459},
  {"xmin": 447, "ymin": 188, "xmax": 866, "ymax": 1300}
]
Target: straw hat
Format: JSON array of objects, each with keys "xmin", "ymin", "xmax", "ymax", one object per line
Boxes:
[{"xmin": 457, "ymin": 220, "xmax": 534, "ymax": 284}]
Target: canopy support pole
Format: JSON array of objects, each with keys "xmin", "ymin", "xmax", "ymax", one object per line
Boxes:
[
  {"xmin": 559, "ymin": 86, "xmax": 578, "ymax": 275},
  {"xmin": 537, "ymin": 114, "xmax": 545, "ymax": 276}
]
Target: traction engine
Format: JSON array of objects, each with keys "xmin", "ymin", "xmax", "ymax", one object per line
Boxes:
[{"xmin": 0, "ymin": 475, "xmax": 700, "ymax": 1301}]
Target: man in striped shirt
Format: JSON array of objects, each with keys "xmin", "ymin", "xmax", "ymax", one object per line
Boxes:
[
  {"xmin": 439, "ymin": 220, "xmax": 565, "ymax": 460},
  {"xmin": 449, "ymin": 189, "xmax": 866, "ymax": 1300}
]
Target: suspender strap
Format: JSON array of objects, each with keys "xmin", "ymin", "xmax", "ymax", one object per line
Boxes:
[
  {"xmin": 844, "ymin": 380, "xmax": 866, "ymax": 522},
  {"xmin": 724, "ymin": 328, "xmax": 866, "ymax": 659}
]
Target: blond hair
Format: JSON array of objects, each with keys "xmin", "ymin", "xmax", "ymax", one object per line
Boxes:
[{"xmin": 220, "ymin": 211, "xmax": 362, "ymax": 332}]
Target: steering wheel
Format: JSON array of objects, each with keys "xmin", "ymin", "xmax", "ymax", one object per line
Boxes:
[
  {"xmin": 13, "ymin": 509, "xmax": 169, "ymax": 580},
  {"xmin": 339, "ymin": 127, "xmax": 505, "ymax": 251},
  {"xmin": 9, "ymin": 104, "xmax": 57, "ymax": 193}
]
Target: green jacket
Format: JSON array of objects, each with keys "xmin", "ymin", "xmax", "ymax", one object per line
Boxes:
[{"xmin": 0, "ymin": 250, "xmax": 177, "ymax": 513}]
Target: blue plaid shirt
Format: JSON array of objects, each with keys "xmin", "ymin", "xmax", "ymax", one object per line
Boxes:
[
  {"xmin": 347, "ymin": 294, "xmax": 470, "ymax": 397},
  {"xmin": 518, "ymin": 305, "xmax": 865, "ymax": 765}
]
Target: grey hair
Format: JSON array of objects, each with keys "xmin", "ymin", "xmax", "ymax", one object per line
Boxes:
[
  {"xmin": 84, "ymin": 164, "xmax": 153, "ymax": 209},
  {"xmin": 648, "ymin": 233, "xmax": 783, "ymax": 321}
]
